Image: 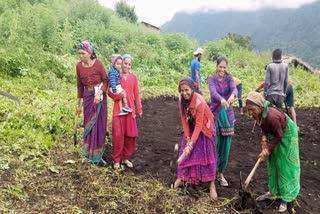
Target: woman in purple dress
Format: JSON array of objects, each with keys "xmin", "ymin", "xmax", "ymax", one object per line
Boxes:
[
  {"xmin": 75, "ymin": 41, "xmax": 108, "ymax": 166},
  {"xmin": 174, "ymin": 77, "xmax": 218, "ymax": 200},
  {"xmin": 208, "ymin": 56, "xmax": 237, "ymax": 186}
]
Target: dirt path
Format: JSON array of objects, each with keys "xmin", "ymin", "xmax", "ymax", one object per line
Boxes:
[{"xmin": 118, "ymin": 96, "xmax": 319, "ymax": 213}]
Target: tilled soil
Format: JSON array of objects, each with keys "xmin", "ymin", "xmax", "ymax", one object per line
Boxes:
[{"xmin": 120, "ymin": 96, "xmax": 319, "ymax": 214}]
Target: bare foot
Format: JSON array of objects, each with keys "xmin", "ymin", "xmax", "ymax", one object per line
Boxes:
[
  {"xmin": 210, "ymin": 181, "xmax": 218, "ymax": 200},
  {"xmin": 173, "ymin": 178, "xmax": 182, "ymax": 188}
]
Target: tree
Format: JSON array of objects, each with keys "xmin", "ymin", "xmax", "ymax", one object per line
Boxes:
[
  {"xmin": 223, "ymin": 33, "xmax": 255, "ymax": 51},
  {"xmin": 115, "ymin": 0, "xmax": 138, "ymax": 24}
]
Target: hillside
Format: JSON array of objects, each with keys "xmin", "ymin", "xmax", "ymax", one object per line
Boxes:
[
  {"xmin": 162, "ymin": 1, "xmax": 320, "ymax": 67},
  {"xmin": 0, "ymin": 0, "xmax": 320, "ymax": 213}
]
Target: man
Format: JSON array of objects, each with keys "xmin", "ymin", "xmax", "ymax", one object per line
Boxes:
[
  {"xmin": 191, "ymin": 48, "xmax": 203, "ymax": 94},
  {"xmin": 256, "ymin": 81, "xmax": 297, "ymax": 125},
  {"xmin": 264, "ymin": 49, "xmax": 288, "ymax": 108}
]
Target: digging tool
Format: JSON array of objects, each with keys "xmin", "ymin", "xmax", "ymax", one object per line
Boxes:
[
  {"xmin": 244, "ymin": 157, "xmax": 262, "ymax": 189},
  {"xmin": 237, "ymin": 171, "xmax": 262, "ymax": 212},
  {"xmin": 73, "ymin": 112, "xmax": 80, "ymax": 146},
  {"xmin": 0, "ymin": 90, "xmax": 20, "ymax": 107},
  {"xmin": 170, "ymin": 143, "xmax": 179, "ymax": 187},
  {"xmin": 251, "ymin": 120, "xmax": 257, "ymax": 133},
  {"xmin": 177, "ymin": 151, "xmax": 187, "ymax": 164}
]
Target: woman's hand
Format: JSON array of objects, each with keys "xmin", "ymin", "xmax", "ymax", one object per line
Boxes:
[
  {"xmin": 227, "ymin": 94, "xmax": 235, "ymax": 105},
  {"xmin": 183, "ymin": 141, "xmax": 193, "ymax": 155},
  {"xmin": 261, "ymin": 135, "xmax": 268, "ymax": 150},
  {"xmin": 258, "ymin": 148, "xmax": 270, "ymax": 161},
  {"xmin": 76, "ymin": 104, "xmax": 81, "ymax": 115},
  {"xmin": 94, "ymin": 91, "xmax": 102, "ymax": 105},
  {"xmin": 221, "ymin": 98, "xmax": 229, "ymax": 108}
]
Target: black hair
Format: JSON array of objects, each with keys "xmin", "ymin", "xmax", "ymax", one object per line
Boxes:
[
  {"xmin": 211, "ymin": 55, "xmax": 219, "ymax": 62},
  {"xmin": 272, "ymin": 49, "xmax": 282, "ymax": 60},
  {"xmin": 216, "ymin": 56, "xmax": 228, "ymax": 66},
  {"xmin": 90, "ymin": 50, "xmax": 97, "ymax": 60},
  {"xmin": 178, "ymin": 77, "xmax": 195, "ymax": 127}
]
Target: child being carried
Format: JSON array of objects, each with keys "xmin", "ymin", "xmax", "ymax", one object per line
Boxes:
[{"xmin": 108, "ymin": 54, "xmax": 132, "ymax": 116}]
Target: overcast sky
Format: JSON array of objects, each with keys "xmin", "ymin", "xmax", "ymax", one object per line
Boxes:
[{"xmin": 99, "ymin": 0, "xmax": 318, "ymax": 26}]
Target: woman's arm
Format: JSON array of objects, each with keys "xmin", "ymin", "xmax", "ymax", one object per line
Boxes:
[
  {"xmin": 98, "ymin": 60, "xmax": 108, "ymax": 93},
  {"xmin": 190, "ymin": 101, "xmax": 205, "ymax": 144},
  {"xmin": 133, "ymin": 74, "xmax": 142, "ymax": 116},
  {"xmin": 208, "ymin": 75, "xmax": 223, "ymax": 102},
  {"xmin": 76, "ymin": 67, "xmax": 84, "ymax": 98}
]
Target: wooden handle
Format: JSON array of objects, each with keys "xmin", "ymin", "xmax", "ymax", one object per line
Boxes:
[
  {"xmin": 244, "ymin": 157, "xmax": 262, "ymax": 189},
  {"xmin": 73, "ymin": 112, "xmax": 79, "ymax": 133},
  {"xmin": 73, "ymin": 112, "xmax": 80, "ymax": 146},
  {"xmin": 177, "ymin": 152, "xmax": 187, "ymax": 164}
]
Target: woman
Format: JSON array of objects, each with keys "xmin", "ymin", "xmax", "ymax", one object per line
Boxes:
[
  {"xmin": 174, "ymin": 77, "xmax": 218, "ymax": 200},
  {"xmin": 208, "ymin": 56, "xmax": 237, "ymax": 186},
  {"xmin": 108, "ymin": 54, "xmax": 142, "ymax": 170},
  {"xmin": 76, "ymin": 40, "xmax": 108, "ymax": 166},
  {"xmin": 246, "ymin": 91, "xmax": 300, "ymax": 213}
]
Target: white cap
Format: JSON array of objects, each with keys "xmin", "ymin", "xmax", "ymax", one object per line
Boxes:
[{"xmin": 193, "ymin": 48, "xmax": 204, "ymax": 55}]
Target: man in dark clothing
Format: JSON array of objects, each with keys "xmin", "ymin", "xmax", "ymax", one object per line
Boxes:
[{"xmin": 264, "ymin": 49, "xmax": 288, "ymax": 108}]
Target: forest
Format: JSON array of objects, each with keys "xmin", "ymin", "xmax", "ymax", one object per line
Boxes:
[{"xmin": 162, "ymin": 1, "xmax": 320, "ymax": 67}]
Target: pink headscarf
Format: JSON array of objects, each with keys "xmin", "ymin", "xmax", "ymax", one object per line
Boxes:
[
  {"xmin": 111, "ymin": 54, "xmax": 122, "ymax": 65},
  {"xmin": 79, "ymin": 41, "xmax": 92, "ymax": 54},
  {"xmin": 79, "ymin": 40, "xmax": 97, "ymax": 59}
]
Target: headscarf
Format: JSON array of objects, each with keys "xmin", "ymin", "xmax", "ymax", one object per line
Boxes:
[
  {"xmin": 111, "ymin": 54, "xmax": 122, "ymax": 65},
  {"xmin": 178, "ymin": 77, "xmax": 195, "ymax": 93},
  {"xmin": 122, "ymin": 54, "xmax": 132, "ymax": 61},
  {"xmin": 79, "ymin": 40, "xmax": 97, "ymax": 59},
  {"xmin": 246, "ymin": 91, "xmax": 265, "ymax": 107}
]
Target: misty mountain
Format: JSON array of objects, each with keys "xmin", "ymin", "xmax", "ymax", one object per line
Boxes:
[{"xmin": 162, "ymin": 1, "xmax": 320, "ymax": 67}]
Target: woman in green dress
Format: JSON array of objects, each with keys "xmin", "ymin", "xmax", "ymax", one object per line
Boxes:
[{"xmin": 246, "ymin": 91, "xmax": 300, "ymax": 213}]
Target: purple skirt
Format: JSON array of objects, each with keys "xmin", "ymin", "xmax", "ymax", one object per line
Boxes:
[
  {"xmin": 177, "ymin": 132, "xmax": 217, "ymax": 183},
  {"xmin": 82, "ymin": 88, "xmax": 107, "ymax": 163}
]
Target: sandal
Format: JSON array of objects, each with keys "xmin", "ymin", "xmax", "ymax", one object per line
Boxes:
[
  {"xmin": 256, "ymin": 192, "xmax": 273, "ymax": 201},
  {"xmin": 278, "ymin": 202, "xmax": 287, "ymax": 213},
  {"xmin": 123, "ymin": 160, "xmax": 133, "ymax": 168},
  {"xmin": 217, "ymin": 177, "xmax": 229, "ymax": 187}
]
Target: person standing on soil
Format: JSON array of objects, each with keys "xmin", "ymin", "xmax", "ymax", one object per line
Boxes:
[
  {"xmin": 108, "ymin": 54, "xmax": 142, "ymax": 170},
  {"xmin": 256, "ymin": 81, "xmax": 297, "ymax": 125},
  {"xmin": 75, "ymin": 40, "xmax": 108, "ymax": 166},
  {"xmin": 264, "ymin": 49, "xmax": 288, "ymax": 108},
  {"xmin": 233, "ymin": 76, "xmax": 244, "ymax": 115},
  {"xmin": 191, "ymin": 48, "xmax": 204, "ymax": 94},
  {"xmin": 208, "ymin": 56, "xmax": 237, "ymax": 187},
  {"xmin": 174, "ymin": 77, "xmax": 218, "ymax": 200},
  {"xmin": 246, "ymin": 91, "xmax": 300, "ymax": 213}
]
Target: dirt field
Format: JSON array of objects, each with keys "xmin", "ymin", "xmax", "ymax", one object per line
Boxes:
[{"xmin": 118, "ymin": 96, "xmax": 320, "ymax": 213}]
